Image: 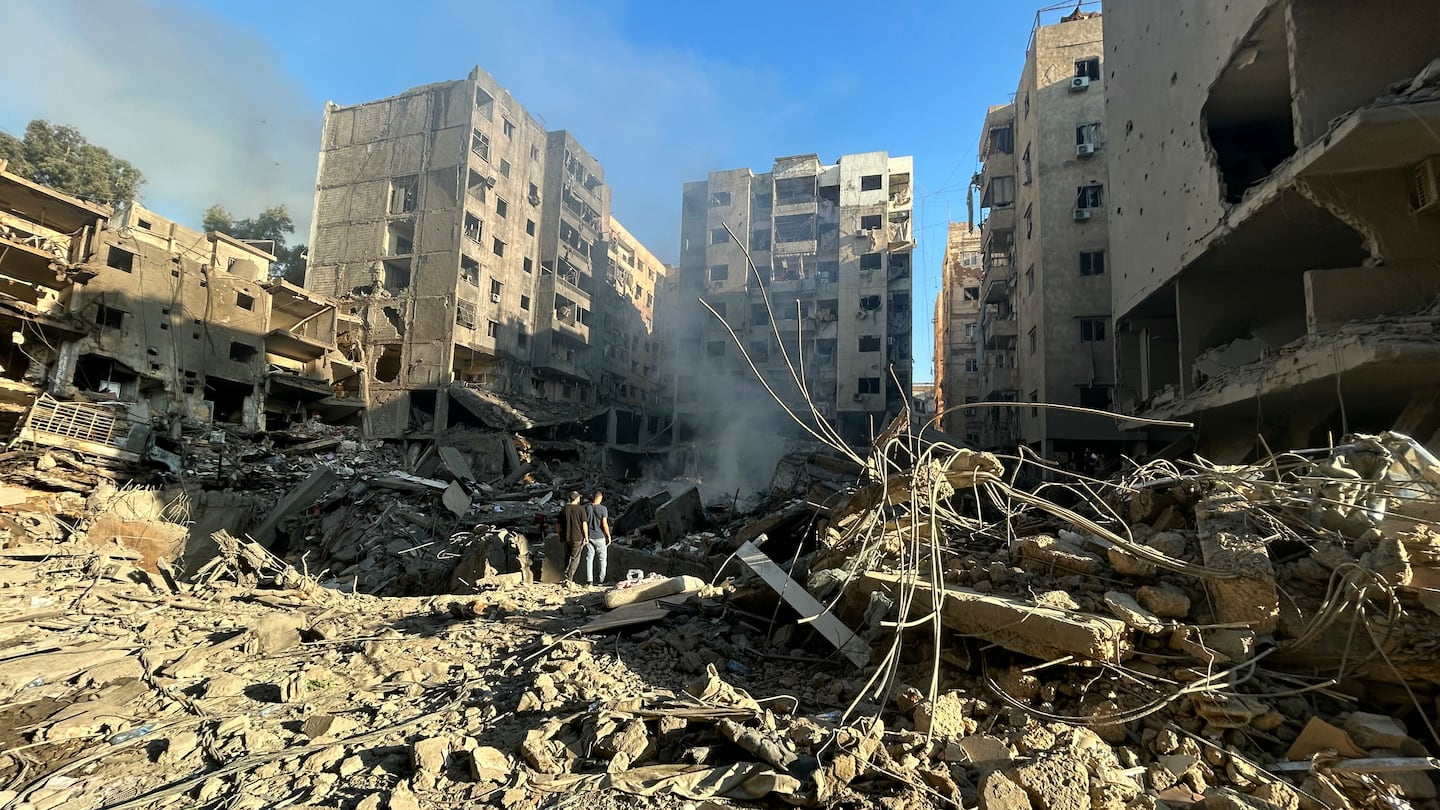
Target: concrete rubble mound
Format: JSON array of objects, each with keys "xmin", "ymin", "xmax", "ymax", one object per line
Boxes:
[{"xmin": 2, "ymin": 408, "xmax": 1440, "ymax": 810}]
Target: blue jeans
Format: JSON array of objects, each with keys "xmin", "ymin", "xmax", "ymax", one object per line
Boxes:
[{"xmin": 584, "ymin": 535, "xmax": 608, "ymax": 584}]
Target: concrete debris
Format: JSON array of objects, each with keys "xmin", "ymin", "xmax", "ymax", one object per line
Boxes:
[{"xmin": 1, "ymin": 400, "xmax": 1438, "ymax": 810}]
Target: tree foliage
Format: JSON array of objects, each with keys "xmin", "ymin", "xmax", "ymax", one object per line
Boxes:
[
  {"xmin": 0, "ymin": 120, "xmax": 144, "ymax": 206},
  {"xmin": 204, "ymin": 204, "xmax": 307, "ymax": 285}
]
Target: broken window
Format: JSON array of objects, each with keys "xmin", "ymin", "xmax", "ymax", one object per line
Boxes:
[
  {"xmin": 709, "ymin": 264, "xmax": 729, "ymax": 282},
  {"xmin": 860, "ymin": 214, "xmax": 882, "ymax": 230},
  {"xmin": 711, "ymin": 228, "xmax": 728, "ymax": 245},
  {"xmin": 474, "ymin": 86, "xmax": 493, "ymax": 116},
  {"xmin": 1075, "ymin": 184, "xmax": 1104, "ymax": 210},
  {"xmin": 775, "ymin": 176, "xmax": 816, "ymax": 205},
  {"xmin": 1079, "ymin": 385, "xmax": 1111, "ymax": 410},
  {"xmin": 467, "ymin": 170, "xmax": 488, "ymax": 202},
  {"xmin": 857, "ymin": 377, "xmax": 881, "ymax": 394},
  {"xmin": 389, "ymin": 175, "xmax": 418, "ymax": 214},
  {"xmin": 859, "ymin": 252, "xmax": 882, "ymax": 271},
  {"xmin": 860, "ymin": 174, "xmax": 883, "ymax": 192},
  {"xmin": 774, "ymin": 214, "xmax": 814, "ymax": 243},
  {"xmin": 461, "ymin": 257, "xmax": 479, "ymax": 286},
  {"xmin": 858, "ymin": 335, "xmax": 881, "ymax": 352},
  {"xmin": 963, "ymin": 286, "xmax": 979, "ymax": 301},
  {"xmin": 1024, "ymin": 204, "xmax": 1033, "ymax": 238},
  {"xmin": 456, "ymin": 301, "xmax": 477, "ymax": 329},
  {"xmin": 1028, "ymin": 327, "xmax": 1037, "ymax": 355},
  {"xmin": 464, "ymin": 213, "xmax": 482, "ymax": 243},
  {"xmin": 503, "ymin": 118, "xmax": 515, "ymax": 138},
  {"xmin": 1022, "ymin": 145, "xmax": 1032, "ymax": 185},
  {"xmin": 890, "ymin": 292, "xmax": 910, "ymax": 313},
  {"xmin": 228, "ymin": 341, "xmax": 257, "ymax": 362},
  {"xmin": 106, "ymin": 246, "xmax": 134, "ymax": 273},
  {"xmin": 987, "ymin": 124, "xmax": 1014, "ymax": 155},
  {"xmin": 496, "ymin": 197, "xmax": 508, "ymax": 218},
  {"xmin": 1075, "ymin": 57, "xmax": 1100, "ymax": 81},
  {"xmin": 1079, "ymin": 251, "xmax": 1105, "ymax": 276},
  {"xmin": 526, "ymin": 219, "xmax": 535, "ymax": 236},
  {"xmin": 753, "ymin": 192, "xmax": 772, "ymax": 210},
  {"xmin": 860, "ymin": 294, "xmax": 881, "ymax": 311},
  {"xmin": 528, "ymin": 183, "xmax": 540, "ymax": 204},
  {"xmin": 471, "ymin": 129, "xmax": 490, "ymax": 162},
  {"xmin": 817, "ymin": 261, "xmax": 838, "ymax": 283},
  {"xmin": 1076, "ymin": 122, "xmax": 1102, "ymax": 150},
  {"xmin": 95, "ymin": 304, "xmax": 125, "ymax": 329},
  {"xmin": 492, "ymin": 237, "xmax": 505, "ymax": 257},
  {"xmin": 235, "ymin": 292, "xmax": 254, "ymax": 311},
  {"xmin": 709, "ymin": 191, "xmax": 731, "ymax": 207},
  {"xmin": 523, "ymin": 257, "xmax": 533, "ymax": 273},
  {"xmin": 1026, "ymin": 265, "xmax": 1035, "ymax": 293},
  {"xmin": 487, "ymin": 320, "xmax": 500, "ymax": 338},
  {"xmin": 818, "ymin": 184, "xmax": 840, "ymax": 204},
  {"xmin": 750, "ymin": 229, "xmax": 771, "ymax": 251}
]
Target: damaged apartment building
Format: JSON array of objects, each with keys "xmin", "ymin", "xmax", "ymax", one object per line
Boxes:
[
  {"xmin": 306, "ymin": 67, "xmax": 669, "ymax": 443},
  {"xmin": 932, "ymin": 223, "xmax": 983, "ymax": 440},
  {"xmin": 675, "ymin": 152, "xmax": 916, "ymax": 448},
  {"xmin": 971, "ymin": 4, "xmax": 1125, "ymax": 464},
  {"xmin": 1104, "ymin": 0, "xmax": 1440, "ymax": 457},
  {"xmin": 0, "ymin": 160, "xmax": 361, "ymax": 457}
]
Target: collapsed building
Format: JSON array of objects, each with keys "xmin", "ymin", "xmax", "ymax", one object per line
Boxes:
[
  {"xmin": 0, "ymin": 160, "xmax": 361, "ymax": 455},
  {"xmin": 305, "ymin": 67, "xmax": 671, "ymax": 447},
  {"xmin": 1104, "ymin": 0, "xmax": 1440, "ymax": 458}
]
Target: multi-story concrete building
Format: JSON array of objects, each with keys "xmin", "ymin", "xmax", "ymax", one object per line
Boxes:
[
  {"xmin": 975, "ymin": 6, "xmax": 1124, "ymax": 465},
  {"xmin": 675, "ymin": 152, "xmax": 916, "ymax": 448},
  {"xmin": 595, "ymin": 217, "xmax": 667, "ymax": 413},
  {"xmin": 933, "ymin": 223, "xmax": 983, "ymax": 439},
  {"xmin": 0, "ymin": 161, "xmax": 361, "ymax": 440},
  {"xmin": 1104, "ymin": 0, "xmax": 1440, "ymax": 458},
  {"xmin": 307, "ymin": 67, "xmax": 667, "ymax": 439}
]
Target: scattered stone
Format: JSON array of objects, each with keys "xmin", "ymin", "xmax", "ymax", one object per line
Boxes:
[
  {"xmin": 1012, "ymin": 753, "xmax": 1091, "ymax": 810},
  {"xmin": 411, "ymin": 736, "xmax": 450, "ymax": 775},
  {"xmin": 1136, "ymin": 583, "xmax": 1191, "ymax": 618},
  {"xmin": 1343, "ymin": 711, "xmax": 1409, "ymax": 750},
  {"xmin": 1103, "ymin": 591, "xmax": 1166, "ymax": 632}
]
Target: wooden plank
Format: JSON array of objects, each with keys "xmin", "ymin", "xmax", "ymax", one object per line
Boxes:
[{"xmin": 735, "ymin": 541, "xmax": 869, "ymax": 668}]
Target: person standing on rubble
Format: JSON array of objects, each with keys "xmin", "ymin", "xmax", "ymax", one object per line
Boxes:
[
  {"xmin": 561, "ymin": 491, "xmax": 588, "ymax": 583},
  {"xmin": 582, "ymin": 490, "xmax": 611, "ymax": 585}
]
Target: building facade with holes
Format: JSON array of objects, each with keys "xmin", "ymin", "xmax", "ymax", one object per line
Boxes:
[
  {"xmin": 306, "ymin": 67, "xmax": 669, "ymax": 438},
  {"xmin": 1104, "ymin": 0, "xmax": 1440, "ymax": 459},
  {"xmin": 933, "ymin": 223, "xmax": 984, "ymax": 440},
  {"xmin": 975, "ymin": 7, "xmax": 1126, "ymax": 466},
  {"xmin": 675, "ymin": 152, "xmax": 915, "ymax": 449}
]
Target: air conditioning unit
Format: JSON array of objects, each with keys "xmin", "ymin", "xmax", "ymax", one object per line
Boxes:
[
  {"xmin": 1072, "ymin": 208, "xmax": 1093, "ymax": 221},
  {"xmin": 485, "ymin": 175, "xmax": 498, "ymax": 188},
  {"xmin": 856, "ymin": 309, "xmax": 868, "ymax": 320},
  {"xmin": 853, "ymin": 393, "xmax": 865, "ymax": 402},
  {"xmin": 1413, "ymin": 157, "xmax": 1440, "ymax": 214},
  {"xmin": 529, "ymin": 194, "xmax": 542, "ymax": 206},
  {"xmin": 490, "ymin": 293, "xmax": 502, "ymax": 303},
  {"xmin": 1076, "ymin": 143, "xmax": 1096, "ymax": 158},
  {"xmin": 1070, "ymin": 76, "xmax": 1091, "ymax": 92}
]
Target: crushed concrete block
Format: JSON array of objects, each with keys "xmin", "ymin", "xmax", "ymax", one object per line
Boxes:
[
  {"xmin": 1012, "ymin": 753, "xmax": 1091, "ymax": 810},
  {"xmin": 245, "ymin": 613, "xmax": 306, "ymax": 655},
  {"xmin": 1012, "ymin": 535, "xmax": 1104, "ymax": 575},
  {"xmin": 411, "ymin": 736, "xmax": 450, "ymax": 775},
  {"xmin": 1195, "ymin": 496, "xmax": 1279, "ymax": 634},
  {"xmin": 980, "ymin": 770, "xmax": 1033, "ymax": 810},
  {"xmin": 863, "ymin": 573, "xmax": 1131, "ymax": 663},
  {"xmin": 1136, "ymin": 584, "xmax": 1191, "ymax": 618},
  {"xmin": 1343, "ymin": 711, "xmax": 1409, "ymax": 750},
  {"xmin": 468, "ymin": 746, "xmax": 511, "ymax": 782},
  {"xmin": 1103, "ymin": 591, "xmax": 1165, "ymax": 632}
]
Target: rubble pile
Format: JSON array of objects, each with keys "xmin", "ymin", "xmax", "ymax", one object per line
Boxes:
[{"xmin": 2, "ymin": 407, "xmax": 1440, "ymax": 810}]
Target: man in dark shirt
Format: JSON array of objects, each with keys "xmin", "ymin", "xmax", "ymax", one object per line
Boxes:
[
  {"xmin": 582, "ymin": 490, "xmax": 611, "ymax": 585},
  {"xmin": 560, "ymin": 491, "xmax": 588, "ymax": 582}
]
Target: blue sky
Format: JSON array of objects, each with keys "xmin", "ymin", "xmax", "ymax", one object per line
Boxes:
[{"xmin": 0, "ymin": 0, "xmax": 1041, "ymax": 383}]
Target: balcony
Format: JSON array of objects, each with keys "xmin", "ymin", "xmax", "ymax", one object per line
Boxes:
[
  {"xmin": 981, "ymin": 263, "xmax": 1014, "ymax": 304},
  {"xmin": 982, "ymin": 315, "xmax": 1018, "ymax": 350},
  {"xmin": 983, "ymin": 206, "xmax": 1015, "ymax": 237}
]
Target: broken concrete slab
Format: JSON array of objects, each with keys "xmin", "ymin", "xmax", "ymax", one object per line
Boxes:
[
  {"xmin": 1195, "ymin": 495, "xmax": 1279, "ymax": 635},
  {"xmin": 250, "ymin": 466, "xmax": 337, "ymax": 545},
  {"xmin": 737, "ymin": 541, "xmax": 869, "ymax": 667},
  {"xmin": 656, "ymin": 488, "xmax": 703, "ymax": 546},
  {"xmin": 863, "ymin": 572, "xmax": 1132, "ymax": 663}
]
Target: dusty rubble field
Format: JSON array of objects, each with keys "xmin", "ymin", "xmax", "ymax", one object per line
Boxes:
[{"xmin": 2, "ymin": 420, "xmax": 1440, "ymax": 810}]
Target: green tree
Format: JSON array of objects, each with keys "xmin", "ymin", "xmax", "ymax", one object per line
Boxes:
[
  {"xmin": 204, "ymin": 204, "xmax": 307, "ymax": 285},
  {"xmin": 0, "ymin": 120, "xmax": 143, "ymax": 206}
]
